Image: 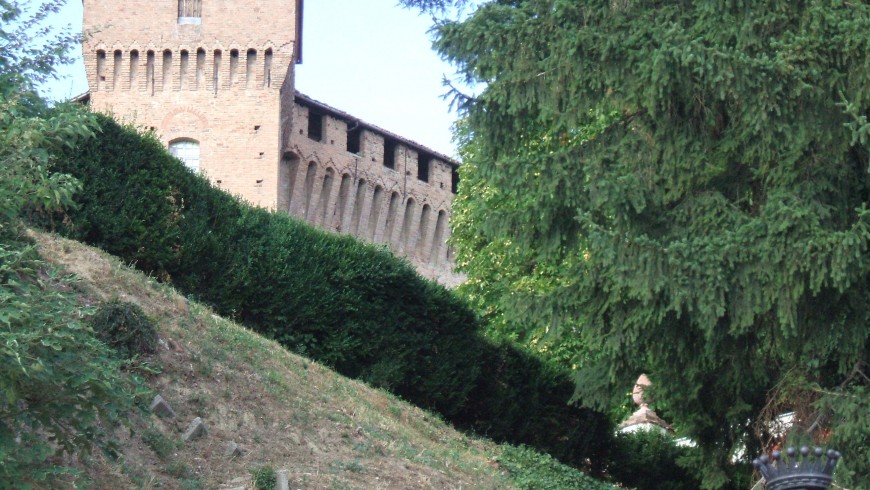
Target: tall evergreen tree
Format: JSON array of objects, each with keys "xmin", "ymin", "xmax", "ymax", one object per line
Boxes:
[{"xmin": 403, "ymin": 1, "xmax": 870, "ymax": 487}]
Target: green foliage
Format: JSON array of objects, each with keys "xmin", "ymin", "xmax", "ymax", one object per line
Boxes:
[
  {"xmin": 0, "ymin": 5, "xmax": 147, "ymax": 484},
  {"xmin": 0, "ymin": 135, "xmax": 142, "ymax": 488},
  {"xmin": 249, "ymin": 465, "xmax": 277, "ymax": 490},
  {"xmin": 0, "ymin": 0, "xmax": 80, "ymax": 92},
  {"xmin": 91, "ymin": 299, "xmax": 158, "ymax": 359},
  {"xmin": 497, "ymin": 445, "xmax": 616, "ymax": 490},
  {"xmin": 45, "ymin": 115, "xmax": 614, "ymax": 471},
  {"xmin": 399, "ymin": 0, "xmax": 870, "ymax": 487},
  {"xmin": 608, "ymin": 430, "xmax": 702, "ymax": 490},
  {"xmin": 142, "ymin": 426, "xmax": 176, "ymax": 461},
  {"xmin": 821, "ymin": 383, "xmax": 870, "ymax": 486}
]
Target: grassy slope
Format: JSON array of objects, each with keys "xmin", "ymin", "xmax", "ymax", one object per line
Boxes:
[
  {"xmin": 31, "ymin": 229, "xmax": 617, "ymax": 490},
  {"xmin": 33, "ymin": 229, "xmax": 506, "ymax": 489}
]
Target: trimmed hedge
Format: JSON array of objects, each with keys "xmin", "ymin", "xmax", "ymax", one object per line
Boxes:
[{"xmin": 47, "ymin": 114, "xmax": 613, "ymax": 469}]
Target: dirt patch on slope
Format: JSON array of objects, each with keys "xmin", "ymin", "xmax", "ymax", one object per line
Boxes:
[{"xmin": 31, "ymin": 230, "xmax": 508, "ymax": 489}]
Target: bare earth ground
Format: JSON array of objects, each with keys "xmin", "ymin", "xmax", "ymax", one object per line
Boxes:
[{"xmin": 31, "ymin": 229, "xmax": 514, "ymax": 489}]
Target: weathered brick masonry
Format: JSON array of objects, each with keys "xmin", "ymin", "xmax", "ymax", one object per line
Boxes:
[{"xmin": 82, "ymin": 0, "xmax": 462, "ymax": 285}]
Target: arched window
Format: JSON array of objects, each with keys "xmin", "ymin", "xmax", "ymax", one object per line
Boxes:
[{"xmin": 169, "ymin": 139, "xmax": 200, "ymax": 172}]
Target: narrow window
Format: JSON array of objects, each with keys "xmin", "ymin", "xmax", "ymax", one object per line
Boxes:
[
  {"xmin": 350, "ymin": 179, "xmax": 367, "ymax": 236},
  {"xmin": 302, "ymin": 162, "xmax": 317, "ymax": 221},
  {"xmin": 283, "ymin": 153, "xmax": 300, "ymax": 211},
  {"xmin": 178, "ymin": 0, "xmax": 202, "ymax": 24},
  {"xmin": 383, "ymin": 139, "xmax": 397, "ymax": 169},
  {"xmin": 316, "ymin": 168, "xmax": 335, "ymax": 226},
  {"xmin": 129, "ymin": 50, "xmax": 139, "ymax": 89},
  {"xmin": 384, "ymin": 192, "xmax": 400, "ymax": 247},
  {"xmin": 96, "ymin": 50, "xmax": 106, "ymax": 90},
  {"xmin": 400, "ymin": 198, "xmax": 417, "ymax": 250},
  {"xmin": 430, "ymin": 211, "xmax": 447, "ymax": 265},
  {"xmin": 179, "ymin": 50, "xmax": 189, "ymax": 89},
  {"xmin": 263, "ymin": 48, "xmax": 272, "ymax": 88},
  {"xmin": 368, "ymin": 186, "xmax": 384, "ymax": 241},
  {"xmin": 112, "ymin": 50, "xmax": 122, "ymax": 90},
  {"xmin": 169, "ymin": 139, "xmax": 200, "ymax": 172},
  {"xmin": 145, "ymin": 50, "xmax": 155, "ymax": 95},
  {"xmin": 307, "ymin": 110, "xmax": 323, "ymax": 142},
  {"xmin": 418, "ymin": 204, "xmax": 432, "ymax": 259},
  {"xmin": 245, "ymin": 49, "xmax": 257, "ymax": 88},
  {"xmin": 346, "ymin": 122, "xmax": 361, "ymax": 154},
  {"xmin": 417, "ymin": 152, "xmax": 430, "ymax": 182},
  {"xmin": 229, "ymin": 49, "xmax": 239, "ymax": 87},
  {"xmin": 195, "ymin": 48, "xmax": 205, "ymax": 89},
  {"xmin": 335, "ymin": 174, "xmax": 352, "ymax": 230},
  {"xmin": 162, "ymin": 50, "xmax": 172, "ymax": 91},
  {"xmin": 212, "ymin": 49, "xmax": 222, "ymax": 94},
  {"xmin": 451, "ymin": 167, "xmax": 460, "ymax": 194}
]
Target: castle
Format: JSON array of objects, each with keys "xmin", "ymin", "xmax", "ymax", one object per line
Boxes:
[{"xmin": 81, "ymin": 0, "xmax": 462, "ymax": 285}]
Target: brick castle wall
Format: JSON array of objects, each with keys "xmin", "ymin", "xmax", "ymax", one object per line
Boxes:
[
  {"xmin": 82, "ymin": 0, "xmax": 299, "ymax": 209},
  {"xmin": 82, "ymin": 0, "xmax": 462, "ymax": 285},
  {"xmin": 285, "ymin": 95, "xmax": 463, "ymax": 286}
]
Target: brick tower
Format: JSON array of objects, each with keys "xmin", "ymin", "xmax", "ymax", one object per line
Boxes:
[{"xmin": 82, "ymin": 0, "xmax": 303, "ymax": 209}]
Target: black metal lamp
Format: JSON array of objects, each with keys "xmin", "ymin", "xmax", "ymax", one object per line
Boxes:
[{"xmin": 752, "ymin": 447, "xmax": 841, "ymax": 490}]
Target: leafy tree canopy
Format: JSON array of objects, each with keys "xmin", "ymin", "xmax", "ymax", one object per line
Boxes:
[
  {"xmin": 1, "ymin": 2, "xmax": 146, "ymax": 485},
  {"xmin": 402, "ymin": 0, "xmax": 870, "ymax": 487}
]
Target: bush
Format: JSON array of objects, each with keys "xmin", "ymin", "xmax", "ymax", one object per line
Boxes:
[
  {"xmin": 1, "ymin": 77, "xmax": 143, "ymax": 486},
  {"xmin": 0, "ymin": 234, "xmax": 146, "ymax": 487},
  {"xmin": 91, "ymin": 299, "xmax": 158, "ymax": 359},
  {"xmin": 608, "ymin": 430, "xmax": 700, "ymax": 490},
  {"xmin": 249, "ymin": 466, "xmax": 276, "ymax": 490},
  {"xmin": 498, "ymin": 445, "xmax": 615, "ymax": 490},
  {"xmin": 44, "ymin": 115, "xmax": 613, "ymax": 469}
]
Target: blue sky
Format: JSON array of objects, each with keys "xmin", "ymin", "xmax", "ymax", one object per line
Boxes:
[{"xmin": 40, "ymin": 0, "xmax": 465, "ymax": 156}]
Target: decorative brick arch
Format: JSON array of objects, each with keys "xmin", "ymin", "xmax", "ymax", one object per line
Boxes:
[{"xmin": 161, "ymin": 106, "xmax": 209, "ymax": 137}]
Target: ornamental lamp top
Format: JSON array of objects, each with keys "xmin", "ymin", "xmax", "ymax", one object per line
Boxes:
[
  {"xmin": 752, "ymin": 446, "xmax": 841, "ymax": 490},
  {"xmin": 632, "ymin": 373, "xmax": 651, "ymax": 407}
]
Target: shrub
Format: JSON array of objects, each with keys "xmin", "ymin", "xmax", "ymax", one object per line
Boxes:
[
  {"xmin": 45, "ymin": 115, "xmax": 614, "ymax": 469},
  {"xmin": 498, "ymin": 445, "xmax": 615, "ymax": 490},
  {"xmin": 91, "ymin": 299, "xmax": 158, "ymax": 359},
  {"xmin": 1, "ymin": 69, "xmax": 143, "ymax": 486},
  {"xmin": 608, "ymin": 430, "xmax": 700, "ymax": 490},
  {"xmin": 142, "ymin": 426, "xmax": 176, "ymax": 461},
  {"xmin": 0, "ymin": 234, "xmax": 146, "ymax": 487},
  {"xmin": 249, "ymin": 466, "xmax": 276, "ymax": 490}
]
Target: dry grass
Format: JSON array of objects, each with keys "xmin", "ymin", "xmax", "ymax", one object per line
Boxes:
[{"xmin": 31, "ymin": 229, "xmax": 512, "ymax": 489}]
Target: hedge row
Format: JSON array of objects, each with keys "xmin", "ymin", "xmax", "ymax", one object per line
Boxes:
[{"xmin": 47, "ymin": 114, "xmax": 613, "ymax": 469}]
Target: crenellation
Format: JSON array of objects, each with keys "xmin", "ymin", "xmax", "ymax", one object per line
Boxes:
[{"xmin": 82, "ymin": 0, "xmax": 462, "ymax": 286}]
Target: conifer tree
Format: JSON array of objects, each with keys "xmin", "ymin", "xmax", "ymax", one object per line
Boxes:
[{"xmin": 403, "ymin": 1, "xmax": 870, "ymax": 487}]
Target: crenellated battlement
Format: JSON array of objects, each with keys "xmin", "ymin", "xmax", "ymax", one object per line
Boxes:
[
  {"xmin": 87, "ymin": 45, "xmax": 289, "ymax": 94},
  {"xmin": 81, "ymin": 0, "xmax": 461, "ymax": 285}
]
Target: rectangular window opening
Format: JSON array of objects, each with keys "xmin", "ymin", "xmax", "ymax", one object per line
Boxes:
[
  {"xmin": 383, "ymin": 139, "xmax": 397, "ymax": 169},
  {"xmin": 451, "ymin": 167, "xmax": 460, "ymax": 194},
  {"xmin": 308, "ymin": 110, "xmax": 323, "ymax": 142},
  {"xmin": 178, "ymin": 0, "xmax": 202, "ymax": 24},
  {"xmin": 346, "ymin": 122, "xmax": 361, "ymax": 154},
  {"xmin": 417, "ymin": 153, "xmax": 431, "ymax": 182}
]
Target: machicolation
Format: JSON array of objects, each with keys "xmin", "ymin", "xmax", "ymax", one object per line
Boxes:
[{"xmin": 81, "ymin": 0, "xmax": 462, "ymax": 285}]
